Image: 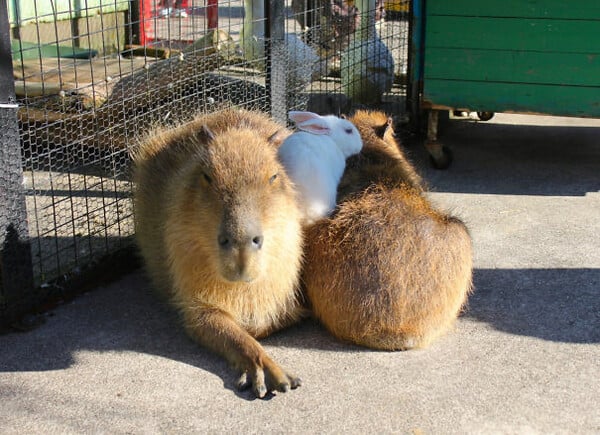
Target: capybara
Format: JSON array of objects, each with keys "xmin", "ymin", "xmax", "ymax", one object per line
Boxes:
[
  {"xmin": 132, "ymin": 108, "xmax": 307, "ymax": 398},
  {"xmin": 303, "ymin": 110, "xmax": 473, "ymax": 350},
  {"xmin": 336, "ymin": 111, "xmax": 425, "ymax": 199}
]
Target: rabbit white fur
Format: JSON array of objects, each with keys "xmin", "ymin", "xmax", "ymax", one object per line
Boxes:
[{"xmin": 278, "ymin": 111, "xmax": 363, "ymax": 224}]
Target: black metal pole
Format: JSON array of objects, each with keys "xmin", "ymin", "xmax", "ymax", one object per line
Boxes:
[
  {"xmin": 406, "ymin": 0, "xmax": 424, "ymax": 132},
  {"xmin": 0, "ymin": 0, "xmax": 35, "ymax": 326},
  {"xmin": 265, "ymin": 0, "xmax": 287, "ymax": 124},
  {"xmin": 128, "ymin": 0, "xmax": 141, "ymax": 46}
]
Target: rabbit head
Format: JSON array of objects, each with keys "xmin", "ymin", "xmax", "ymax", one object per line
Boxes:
[{"xmin": 289, "ymin": 111, "xmax": 363, "ymax": 158}]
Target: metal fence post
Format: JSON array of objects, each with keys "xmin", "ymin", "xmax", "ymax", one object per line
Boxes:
[
  {"xmin": 266, "ymin": 0, "xmax": 287, "ymax": 124},
  {"xmin": 406, "ymin": 0, "xmax": 424, "ymax": 131},
  {"xmin": 0, "ymin": 0, "xmax": 34, "ymax": 325}
]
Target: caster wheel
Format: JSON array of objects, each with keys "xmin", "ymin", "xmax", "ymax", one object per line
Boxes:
[
  {"xmin": 477, "ymin": 111, "xmax": 494, "ymax": 121},
  {"xmin": 425, "ymin": 141, "xmax": 453, "ymax": 170}
]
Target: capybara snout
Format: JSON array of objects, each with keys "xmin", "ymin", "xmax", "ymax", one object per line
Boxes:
[
  {"xmin": 216, "ymin": 204, "xmax": 266, "ymax": 283},
  {"xmin": 217, "ymin": 221, "xmax": 264, "ymax": 252}
]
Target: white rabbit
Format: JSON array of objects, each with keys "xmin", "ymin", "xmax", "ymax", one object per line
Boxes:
[{"xmin": 277, "ymin": 111, "xmax": 363, "ymax": 224}]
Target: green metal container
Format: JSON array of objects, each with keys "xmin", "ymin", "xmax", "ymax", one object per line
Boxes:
[{"xmin": 421, "ymin": 0, "xmax": 600, "ymax": 118}]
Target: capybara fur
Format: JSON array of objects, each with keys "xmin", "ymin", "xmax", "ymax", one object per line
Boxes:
[
  {"xmin": 303, "ymin": 110, "xmax": 473, "ymax": 350},
  {"xmin": 132, "ymin": 108, "xmax": 306, "ymax": 398},
  {"xmin": 337, "ymin": 110, "xmax": 425, "ymax": 200}
]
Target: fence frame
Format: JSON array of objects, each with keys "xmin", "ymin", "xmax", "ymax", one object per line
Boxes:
[
  {"xmin": 266, "ymin": 0, "xmax": 287, "ymax": 124},
  {"xmin": 0, "ymin": 0, "xmax": 414, "ymax": 327},
  {"xmin": 0, "ymin": 0, "xmax": 34, "ymax": 326}
]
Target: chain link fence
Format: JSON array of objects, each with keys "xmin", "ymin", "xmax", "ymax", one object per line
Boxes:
[{"xmin": 0, "ymin": 0, "xmax": 410, "ymax": 326}]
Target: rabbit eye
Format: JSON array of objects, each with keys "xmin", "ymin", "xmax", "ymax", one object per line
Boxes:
[
  {"xmin": 269, "ymin": 173, "xmax": 278, "ymax": 185},
  {"xmin": 345, "ymin": 128, "xmax": 353, "ymax": 134}
]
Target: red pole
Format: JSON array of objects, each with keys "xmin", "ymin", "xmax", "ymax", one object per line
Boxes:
[
  {"xmin": 207, "ymin": 0, "xmax": 218, "ymax": 30},
  {"xmin": 138, "ymin": 0, "xmax": 154, "ymax": 45}
]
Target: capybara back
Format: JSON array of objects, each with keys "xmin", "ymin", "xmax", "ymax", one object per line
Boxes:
[{"xmin": 305, "ymin": 185, "xmax": 472, "ymax": 349}]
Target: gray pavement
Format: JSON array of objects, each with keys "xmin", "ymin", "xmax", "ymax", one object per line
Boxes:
[{"xmin": 1, "ymin": 113, "xmax": 599, "ymax": 433}]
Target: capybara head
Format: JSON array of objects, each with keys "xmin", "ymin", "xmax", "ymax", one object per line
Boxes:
[
  {"xmin": 177, "ymin": 124, "xmax": 297, "ymax": 284},
  {"xmin": 134, "ymin": 108, "xmax": 306, "ymax": 338},
  {"xmin": 337, "ymin": 110, "xmax": 425, "ymax": 200}
]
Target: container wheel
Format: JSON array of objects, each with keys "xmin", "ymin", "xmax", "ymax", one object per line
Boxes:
[
  {"xmin": 477, "ymin": 111, "xmax": 494, "ymax": 121},
  {"xmin": 426, "ymin": 142, "xmax": 453, "ymax": 170}
]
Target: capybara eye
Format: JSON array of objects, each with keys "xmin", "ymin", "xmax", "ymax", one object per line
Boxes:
[
  {"xmin": 202, "ymin": 172, "xmax": 212, "ymax": 185},
  {"xmin": 269, "ymin": 173, "xmax": 278, "ymax": 185}
]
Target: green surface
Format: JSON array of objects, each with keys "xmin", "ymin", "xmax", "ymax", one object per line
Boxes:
[
  {"xmin": 8, "ymin": 0, "xmax": 129, "ymax": 25},
  {"xmin": 11, "ymin": 39, "xmax": 97, "ymax": 61},
  {"xmin": 423, "ymin": 79, "xmax": 600, "ymax": 117},
  {"xmin": 425, "ymin": 48, "xmax": 600, "ymax": 87},
  {"xmin": 427, "ymin": 0, "xmax": 600, "ymax": 20},
  {"xmin": 423, "ymin": 0, "xmax": 600, "ymax": 116},
  {"xmin": 425, "ymin": 16, "xmax": 600, "ymax": 53}
]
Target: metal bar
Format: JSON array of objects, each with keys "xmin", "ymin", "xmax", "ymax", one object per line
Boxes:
[
  {"xmin": 0, "ymin": 0, "xmax": 34, "ymax": 325},
  {"xmin": 207, "ymin": 0, "xmax": 218, "ymax": 30},
  {"xmin": 406, "ymin": 0, "xmax": 425, "ymax": 131},
  {"xmin": 127, "ymin": 0, "xmax": 141, "ymax": 46},
  {"xmin": 138, "ymin": 0, "xmax": 152, "ymax": 46},
  {"xmin": 0, "ymin": 0, "xmax": 16, "ymax": 106},
  {"xmin": 265, "ymin": 0, "xmax": 287, "ymax": 124}
]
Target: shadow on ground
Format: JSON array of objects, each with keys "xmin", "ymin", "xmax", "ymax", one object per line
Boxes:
[
  {"xmin": 406, "ymin": 117, "xmax": 600, "ymax": 196},
  {"xmin": 467, "ymin": 268, "xmax": 600, "ymax": 344},
  {"xmin": 2, "ymin": 114, "xmax": 598, "ymax": 401},
  {"xmin": 1, "ymin": 265, "xmax": 598, "ymax": 401},
  {"xmin": 0, "ymin": 272, "xmax": 342, "ymax": 400}
]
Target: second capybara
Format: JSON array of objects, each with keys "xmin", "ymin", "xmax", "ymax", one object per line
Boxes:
[
  {"xmin": 302, "ymin": 110, "xmax": 473, "ymax": 350},
  {"xmin": 132, "ymin": 108, "xmax": 307, "ymax": 398}
]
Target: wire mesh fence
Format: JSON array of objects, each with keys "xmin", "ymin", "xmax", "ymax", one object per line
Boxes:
[{"xmin": 1, "ymin": 0, "xmax": 410, "ymax": 325}]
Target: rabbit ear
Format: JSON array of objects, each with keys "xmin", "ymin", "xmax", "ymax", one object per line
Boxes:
[
  {"xmin": 296, "ymin": 119, "xmax": 331, "ymax": 135},
  {"xmin": 288, "ymin": 111, "xmax": 321, "ymax": 125},
  {"xmin": 289, "ymin": 111, "xmax": 331, "ymax": 135}
]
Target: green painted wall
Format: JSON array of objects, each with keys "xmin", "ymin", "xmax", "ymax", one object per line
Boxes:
[
  {"xmin": 423, "ymin": 0, "xmax": 600, "ymax": 117},
  {"xmin": 8, "ymin": 1, "xmax": 131, "ymax": 56},
  {"xmin": 8, "ymin": 0, "xmax": 129, "ymax": 25}
]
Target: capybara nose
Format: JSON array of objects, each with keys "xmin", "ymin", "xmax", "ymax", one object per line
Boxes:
[
  {"xmin": 217, "ymin": 232, "xmax": 264, "ymax": 251},
  {"xmin": 251, "ymin": 235, "xmax": 264, "ymax": 250},
  {"xmin": 218, "ymin": 233, "xmax": 232, "ymax": 249}
]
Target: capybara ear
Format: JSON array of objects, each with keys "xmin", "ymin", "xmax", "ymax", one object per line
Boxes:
[
  {"xmin": 373, "ymin": 120, "xmax": 389, "ymax": 139},
  {"xmin": 199, "ymin": 124, "xmax": 216, "ymax": 142},
  {"xmin": 268, "ymin": 129, "xmax": 289, "ymax": 147},
  {"xmin": 387, "ymin": 117, "xmax": 395, "ymax": 134}
]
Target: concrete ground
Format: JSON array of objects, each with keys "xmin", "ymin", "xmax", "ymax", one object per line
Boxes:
[{"xmin": 1, "ymin": 113, "xmax": 599, "ymax": 434}]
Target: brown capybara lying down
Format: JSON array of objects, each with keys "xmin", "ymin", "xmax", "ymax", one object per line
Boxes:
[
  {"xmin": 303, "ymin": 110, "xmax": 473, "ymax": 350},
  {"xmin": 132, "ymin": 108, "xmax": 307, "ymax": 398}
]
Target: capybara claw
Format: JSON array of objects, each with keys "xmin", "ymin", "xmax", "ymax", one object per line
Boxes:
[
  {"xmin": 236, "ymin": 372, "xmax": 251, "ymax": 391},
  {"xmin": 290, "ymin": 376, "xmax": 302, "ymax": 389}
]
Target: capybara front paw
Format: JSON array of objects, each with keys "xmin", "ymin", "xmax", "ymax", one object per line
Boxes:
[{"xmin": 236, "ymin": 360, "xmax": 301, "ymax": 398}]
